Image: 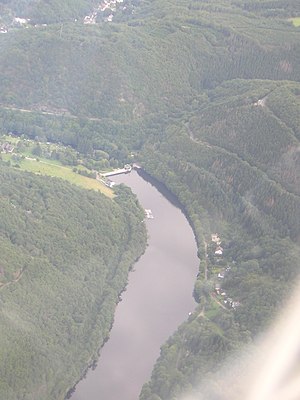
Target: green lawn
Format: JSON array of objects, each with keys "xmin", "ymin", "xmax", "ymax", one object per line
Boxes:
[
  {"xmin": 5, "ymin": 155, "xmax": 114, "ymax": 198},
  {"xmin": 289, "ymin": 17, "xmax": 300, "ymax": 27},
  {"xmin": 205, "ymin": 299, "xmax": 222, "ymax": 320}
]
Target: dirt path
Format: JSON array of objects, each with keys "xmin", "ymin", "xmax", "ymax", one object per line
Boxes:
[
  {"xmin": 186, "ymin": 119, "xmax": 299, "ymax": 199},
  {"xmin": 210, "ymin": 292, "xmax": 227, "ymax": 310},
  {"xmin": 203, "ymin": 240, "xmax": 208, "ymax": 281},
  {"xmin": 0, "ymin": 267, "xmax": 26, "ymax": 291},
  {"xmin": 0, "ymin": 104, "xmax": 104, "ymax": 122}
]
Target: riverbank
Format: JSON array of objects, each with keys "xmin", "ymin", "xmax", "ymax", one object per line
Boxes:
[
  {"xmin": 69, "ymin": 169, "xmax": 199, "ymax": 400},
  {"xmin": 136, "ymin": 168, "xmax": 206, "ymax": 252},
  {"xmin": 64, "ymin": 248, "xmax": 147, "ymax": 399}
]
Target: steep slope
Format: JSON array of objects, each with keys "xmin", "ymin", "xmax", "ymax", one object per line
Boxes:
[
  {"xmin": 0, "ymin": 0, "xmax": 299, "ymax": 119},
  {"xmin": 0, "ymin": 166, "xmax": 146, "ymax": 400},
  {"xmin": 139, "ymin": 81, "xmax": 300, "ymax": 399},
  {"xmin": 0, "ymin": 0, "xmax": 97, "ymax": 24},
  {"xmin": 0, "ymin": 0, "xmax": 299, "ymax": 399}
]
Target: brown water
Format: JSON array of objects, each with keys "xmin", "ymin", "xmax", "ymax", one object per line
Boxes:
[{"xmin": 70, "ymin": 170, "xmax": 198, "ymax": 400}]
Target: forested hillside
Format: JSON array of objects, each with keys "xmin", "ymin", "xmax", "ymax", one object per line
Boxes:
[
  {"xmin": 1, "ymin": 0, "xmax": 300, "ymax": 118},
  {"xmin": 0, "ymin": 165, "xmax": 146, "ymax": 400},
  {"xmin": 139, "ymin": 82, "xmax": 300, "ymax": 397},
  {"xmin": 0, "ymin": 0, "xmax": 299, "ymax": 399},
  {"xmin": 0, "ymin": 0, "xmax": 98, "ymax": 24}
]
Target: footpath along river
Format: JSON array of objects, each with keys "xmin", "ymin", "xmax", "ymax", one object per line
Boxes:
[{"xmin": 70, "ymin": 169, "xmax": 199, "ymax": 400}]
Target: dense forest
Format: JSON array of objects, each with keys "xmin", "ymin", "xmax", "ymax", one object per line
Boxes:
[
  {"xmin": 0, "ymin": 0, "xmax": 299, "ymax": 399},
  {"xmin": 0, "ymin": 165, "xmax": 147, "ymax": 399}
]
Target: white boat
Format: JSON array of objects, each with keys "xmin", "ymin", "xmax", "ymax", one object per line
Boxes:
[{"xmin": 144, "ymin": 209, "xmax": 154, "ymax": 219}]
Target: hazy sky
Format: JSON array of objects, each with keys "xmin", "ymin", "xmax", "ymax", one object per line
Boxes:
[{"xmin": 181, "ymin": 280, "xmax": 300, "ymax": 400}]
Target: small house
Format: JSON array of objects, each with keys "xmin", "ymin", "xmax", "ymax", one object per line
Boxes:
[
  {"xmin": 215, "ymin": 246, "xmax": 223, "ymax": 255},
  {"xmin": 1, "ymin": 143, "xmax": 14, "ymax": 153}
]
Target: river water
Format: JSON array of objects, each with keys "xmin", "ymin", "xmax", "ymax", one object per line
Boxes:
[{"xmin": 70, "ymin": 170, "xmax": 198, "ymax": 400}]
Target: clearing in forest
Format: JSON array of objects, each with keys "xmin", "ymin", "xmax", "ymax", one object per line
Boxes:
[
  {"xmin": 289, "ymin": 17, "xmax": 300, "ymax": 27},
  {"xmin": 2, "ymin": 155, "xmax": 114, "ymax": 198}
]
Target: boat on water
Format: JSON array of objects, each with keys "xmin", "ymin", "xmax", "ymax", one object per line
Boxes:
[{"xmin": 144, "ymin": 209, "xmax": 154, "ymax": 219}]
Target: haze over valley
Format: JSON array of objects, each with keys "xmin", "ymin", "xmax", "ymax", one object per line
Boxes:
[{"xmin": 0, "ymin": 0, "xmax": 299, "ymax": 399}]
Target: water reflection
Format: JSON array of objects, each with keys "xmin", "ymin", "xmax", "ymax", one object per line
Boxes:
[{"xmin": 71, "ymin": 170, "xmax": 198, "ymax": 400}]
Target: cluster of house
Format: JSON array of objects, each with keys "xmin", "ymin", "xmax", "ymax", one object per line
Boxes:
[
  {"xmin": 253, "ymin": 97, "xmax": 266, "ymax": 107},
  {"xmin": 1, "ymin": 17, "xmax": 31, "ymax": 34},
  {"xmin": 1, "ymin": 1, "xmax": 128, "ymax": 33},
  {"xmin": 105, "ymin": 179, "xmax": 115, "ymax": 188},
  {"xmin": 14, "ymin": 17, "xmax": 30, "ymax": 25},
  {"xmin": 1, "ymin": 0, "xmax": 133, "ymax": 34},
  {"xmin": 1, "ymin": 143, "xmax": 14, "ymax": 153},
  {"xmin": 211, "ymin": 233, "xmax": 223, "ymax": 255},
  {"xmin": 215, "ymin": 280, "xmax": 240, "ymax": 310},
  {"xmin": 84, "ymin": 0, "xmax": 125, "ymax": 24},
  {"xmin": 211, "ymin": 233, "xmax": 240, "ymax": 310}
]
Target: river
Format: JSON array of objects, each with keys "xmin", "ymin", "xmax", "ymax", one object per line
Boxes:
[{"xmin": 70, "ymin": 169, "xmax": 199, "ymax": 400}]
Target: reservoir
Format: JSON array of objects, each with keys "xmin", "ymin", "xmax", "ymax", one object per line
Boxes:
[{"xmin": 70, "ymin": 169, "xmax": 199, "ymax": 400}]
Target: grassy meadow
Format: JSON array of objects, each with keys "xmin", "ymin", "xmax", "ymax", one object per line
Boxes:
[
  {"xmin": 2, "ymin": 154, "xmax": 114, "ymax": 198},
  {"xmin": 290, "ymin": 17, "xmax": 300, "ymax": 26}
]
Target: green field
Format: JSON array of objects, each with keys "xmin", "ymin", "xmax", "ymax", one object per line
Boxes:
[
  {"xmin": 3, "ymin": 155, "xmax": 114, "ymax": 198},
  {"xmin": 289, "ymin": 17, "xmax": 300, "ymax": 26},
  {"xmin": 1, "ymin": 0, "xmax": 300, "ymax": 398}
]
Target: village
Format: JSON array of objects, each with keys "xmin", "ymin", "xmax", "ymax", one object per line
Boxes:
[
  {"xmin": 0, "ymin": 133, "xmax": 137, "ymax": 197},
  {"xmin": 83, "ymin": 0, "xmax": 126, "ymax": 24},
  {"xmin": 1, "ymin": 136, "xmax": 239, "ymax": 314},
  {"xmin": 0, "ymin": 142, "xmax": 14, "ymax": 154},
  {"xmin": 0, "ymin": 17, "xmax": 32, "ymax": 34},
  {"xmin": 208, "ymin": 233, "xmax": 241, "ymax": 311},
  {"xmin": 0, "ymin": 0, "xmax": 135, "ymax": 34}
]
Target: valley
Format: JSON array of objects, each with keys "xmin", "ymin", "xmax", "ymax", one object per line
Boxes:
[{"xmin": 0, "ymin": 0, "xmax": 299, "ymax": 399}]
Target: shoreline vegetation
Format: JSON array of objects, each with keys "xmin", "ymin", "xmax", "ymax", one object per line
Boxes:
[
  {"xmin": 0, "ymin": 164, "xmax": 147, "ymax": 400},
  {"xmin": 64, "ymin": 247, "xmax": 147, "ymax": 400}
]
